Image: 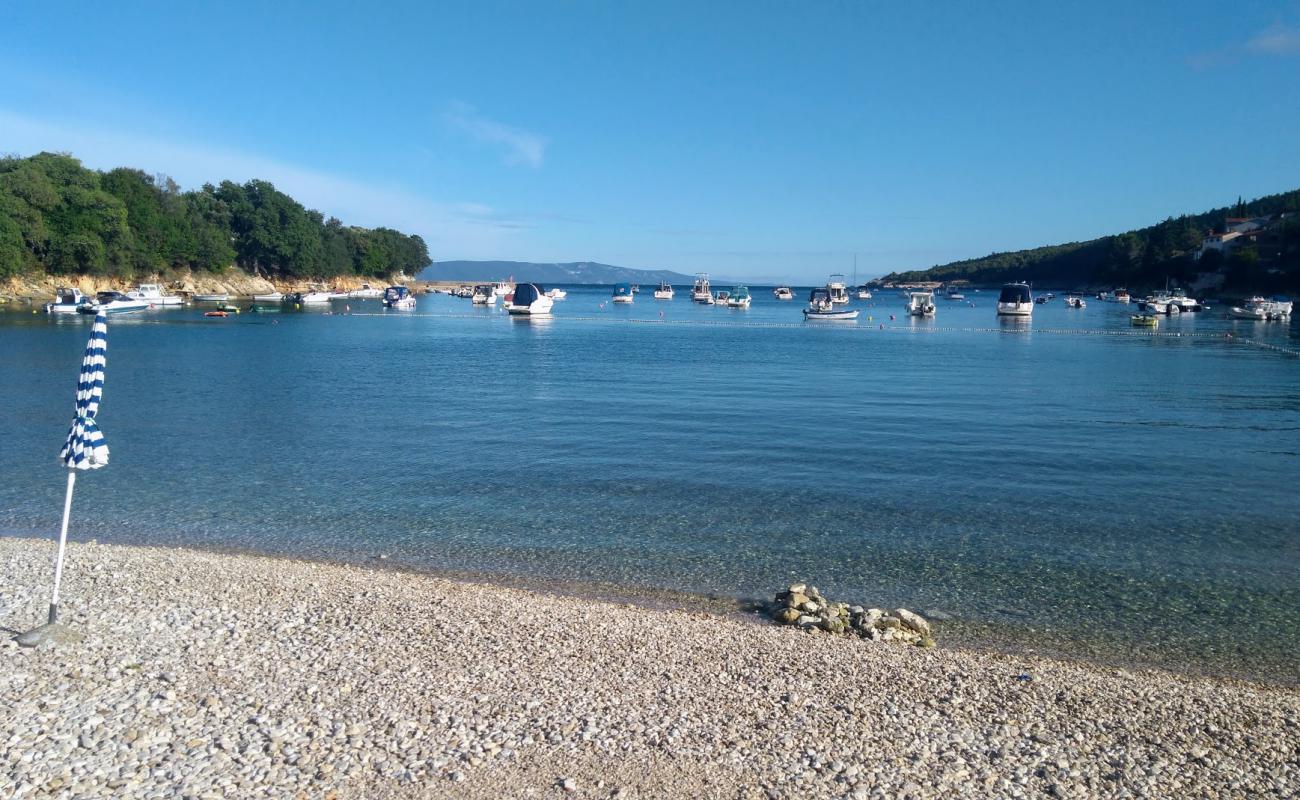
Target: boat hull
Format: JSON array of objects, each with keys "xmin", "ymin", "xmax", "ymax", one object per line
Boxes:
[{"xmin": 803, "ymin": 309, "xmax": 859, "ymax": 320}]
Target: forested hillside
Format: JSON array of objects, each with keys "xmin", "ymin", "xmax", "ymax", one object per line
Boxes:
[
  {"xmin": 881, "ymin": 189, "xmax": 1300, "ymax": 291},
  {"xmin": 0, "ymin": 152, "xmax": 429, "ymax": 280}
]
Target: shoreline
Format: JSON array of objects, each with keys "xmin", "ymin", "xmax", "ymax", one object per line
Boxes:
[
  {"xmin": 4, "ymin": 536, "xmax": 1298, "ymax": 798},
  {"xmin": 2, "ymin": 529, "xmax": 1295, "ymax": 690}
]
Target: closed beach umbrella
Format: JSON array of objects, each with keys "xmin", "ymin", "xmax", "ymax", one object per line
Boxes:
[{"xmin": 17, "ymin": 311, "xmax": 110, "ymax": 646}]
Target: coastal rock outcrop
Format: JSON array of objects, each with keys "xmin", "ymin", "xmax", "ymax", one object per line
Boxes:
[{"xmin": 770, "ymin": 583, "xmax": 935, "ymax": 646}]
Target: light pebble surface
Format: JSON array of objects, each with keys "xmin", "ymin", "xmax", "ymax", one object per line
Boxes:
[{"xmin": 2, "ymin": 538, "xmax": 1297, "ymax": 799}]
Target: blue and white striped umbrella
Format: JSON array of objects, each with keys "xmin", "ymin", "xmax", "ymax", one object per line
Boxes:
[{"xmin": 58, "ymin": 312, "xmax": 110, "ymax": 470}]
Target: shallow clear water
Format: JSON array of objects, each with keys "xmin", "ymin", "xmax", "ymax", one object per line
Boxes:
[{"xmin": 2, "ymin": 288, "xmax": 1298, "ymax": 680}]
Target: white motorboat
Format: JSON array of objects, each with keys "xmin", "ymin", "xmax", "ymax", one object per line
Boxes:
[
  {"xmin": 726, "ymin": 286, "xmax": 752, "ymax": 308},
  {"xmin": 382, "ymin": 285, "xmax": 417, "ymax": 309},
  {"xmin": 471, "ymin": 285, "xmax": 498, "ymax": 305},
  {"xmin": 1097, "ymin": 289, "xmax": 1131, "ymax": 304},
  {"xmin": 827, "ymin": 274, "xmax": 849, "ymax": 304},
  {"xmin": 192, "ymin": 293, "xmax": 229, "ymax": 303},
  {"xmin": 494, "ymin": 280, "xmax": 515, "ymax": 298},
  {"xmin": 77, "ymin": 291, "xmax": 150, "ymax": 315},
  {"xmin": 506, "ymin": 283, "xmax": 554, "ymax": 315},
  {"xmin": 349, "ymin": 283, "xmax": 383, "ymax": 299},
  {"xmin": 906, "ymin": 290, "xmax": 936, "ymax": 316},
  {"xmin": 45, "ymin": 287, "xmax": 86, "ymax": 314},
  {"xmin": 653, "ymin": 282, "xmax": 674, "ymax": 300},
  {"xmin": 1231, "ymin": 297, "xmax": 1291, "ymax": 320},
  {"xmin": 714, "ymin": 289, "xmax": 731, "ymax": 305},
  {"xmin": 773, "ymin": 286, "xmax": 794, "ymax": 300},
  {"xmin": 856, "ymin": 285, "xmax": 874, "ymax": 300},
  {"xmin": 545, "ymin": 287, "xmax": 567, "ymax": 300},
  {"xmin": 612, "ymin": 283, "xmax": 634, "ymax": 304},
  {"xmin": 803, "ymin": 287, "xmax": 858, "ymax": 320},
  {"xmin": 1065, "ymin": 294, "xmax": 1086, "ymax": 309},
  {"xmin": 127, "ymin": 283, "xmax": 184, "ymax": 306},
  {"xmin": 252, "ymin": 291, "xmax": 284, "ymax": 303},
  {"xmin": 996, "ymin": 283, "xmax": 1034, "ymax": 316},
  {"xmin": 945, "ymin": 288, "xmax": 965, "ymax": 301},
  {"xmin": 455, "ymin": 285, "xmax": 473, "ymax": 298},
  {"xmin": 692, "ymin": 273, "xmax": 712, "ymax": 303},
  {"xmin": 1142, "ymin": 289, "xmax": 1202, "ymax": 313},
  {"xmin": 298, "ymin": 291, "xmax": 332, "ymax": 304}
]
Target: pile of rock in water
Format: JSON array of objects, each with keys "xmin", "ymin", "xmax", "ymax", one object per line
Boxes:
[{"xmin": 770, "ymin": 583, "xmax": 934, "ymax": 647}]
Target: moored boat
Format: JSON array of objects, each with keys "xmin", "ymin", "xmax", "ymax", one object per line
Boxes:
[
  {"xmin": 996, "ymin": 283, "xmax": 1033, "ymax": 316},
  {"xmin": 773, "ymin": 286, "xmax": 794, "ymax": 300},
  {"xmin": 349, "ymin": 283, "xmax": 383, "ymax": 299},
  {"xmin": 298, "ymin": 291, "xmax": 332, "ymax": 305},
  {"xmin": 692, "ymin": 273, "xmax": 712, "ymax": 303},
  {"xmin": 546, "ymin": 287, "xmax": 567, "ymax": 300},
  {"xmin": 827, "ymin": 274, "xmax": 849, "ymax": 305},
  {"xmin": 383, "ymin": 285, "xmax": 417, "ymax": 309},
  {"xmin": 127, "ymin": 284, "xmax": 184, "ymax": 306},
  {"xmin": 471, "ymin": 285, "xmax": 497, "ymax": 305},
  {"xmin": 252, "ymin": 291, "xmax": 284, "ymax": 303},
  {"xmin": 653, "ymin": 282, "xmax": 674, "ymax": 300},
  {"xmin": 77, "ymin": 291, "xmax": 150, "ymax": 315},
  {"xmin": 906, "ymin": 290, "xmax": 936, "ymax": 316},
  {"xmin": 612, "ymin": 283, "xmax": 634, "ymax": 304},
  {"xmin": 726, "ymin": 286, "xmax": 752, "ymax": 308},
  {"xmin": 1131, "ymin": 313, "xmax": 1159, "ymax": 327},
  {"xmin": 1065, "ymin": 294, "xmax": 1086, "ymax": 308},
  {"xmin": 506, "ymin": 283, "xmax": 554, "ymax": 315},
  {"xmin": 45, "ymin": 287, "xmax": 86, "ymax": 314},
  {"xmin": 856, "ymin": 285, "xmax": 874, "ymax": 300},
  {"xmin": 192, "ymin": 293, "xmax": 229, "ymax": 303},
  {"xmin": 803, "ymin": 287, "xmax": 859, "ymax": 320}
]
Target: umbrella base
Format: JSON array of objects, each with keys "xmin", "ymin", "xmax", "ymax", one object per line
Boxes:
[{"xmin": 15, "ymin": 604, "xmax": 83, "ymax": 647}]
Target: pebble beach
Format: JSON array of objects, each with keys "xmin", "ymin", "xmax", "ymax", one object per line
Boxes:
[{"xmin": 3, "ymin": 537, "xmax": 1297, "ymax": 799}]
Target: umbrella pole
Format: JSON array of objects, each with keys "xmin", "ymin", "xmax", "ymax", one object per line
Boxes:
[{"xmin": 48, "ymin": 470, "xmax": 77, "ymax": 624}]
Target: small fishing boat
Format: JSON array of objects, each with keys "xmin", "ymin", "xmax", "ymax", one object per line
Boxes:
[
  {"xmin": 471, "ymin": 285, "xmax": 497, "ymax": 305},
  {"xmin": 506, "ymin": 283, "xmax": 554, "ymax": 316},
  {"xmin": 383, "ymin": 285, "xmax": 417, "ymax": 309},
  {"xmin": 1065, "ymin": 295, "xmax": 1086, "ymax": 308},
  {"xmin": 692, "ymin": 273, "xmax": 712, "ymax": 303},
  {"xmin": 726, "ymin": 286, "xmax": 752, "ymax": 308},
  {"xmin": 127, "ymin": 284, "xmax": 184, "ymax": 306},
  {"xmin": 252, "ymin": 291, "xmax": 284, "ymax": 303},
  {"xmin": 298, "ymin": 291, "xmax": 332, "ymax": 305},
  {"xmin": 77, "ymin": 291, "xmax": 150, "ymax": 315},
  {"xmin": 1131, "ymin": 313, "xmax": 1159, "ymax": 327},
  {"xmin": 803, "ymin": 287, "xmax": 859, "ymax": 320},
  {"xmin": 455, "ymin": 285, "xmax": 473, "ymax": 298},
  {"xmin": 856, "ymin": 285, "xmax": 874, "ymax": 300},
  {"xmin": 349, "ymin": 283, "xmax": 383, "ymax": 299},
  {"xmin": 1034, "ymin": 295, "xmax": 1048, "ymax": 305},
  {"xmin": 773, "ymin": 286, "xmax": 794, "ymax": 300},
  {"xmin": 546, "ymin": 287, "xmax": 567, "ymax": 300},
  {"xmin": 714, "ymin": 289, "xmax": 731, "ymax": 305},
  {"xmin": 1228, "ymin": 305, "xmax": 1268, "ymax": 320},
  {"xmin": 249, "ymin": 303, "xmax": 281, "ymax": 313},
  {"xmin": 192, "ymin": 293, "xmax": 229, "ymax": 303},
  {"xmin": 1098, "ymin": 289, "xmax": 1131, "ymax": 304},
  {"xmin": 827, "ymin": 274, "xmax": 849, "ymax": 305},
  {"xmin": 996, "ymin": 283, "xmax": 1034, "ymax": 317},
  {"xmin": 216, "ymin": 302, "xmax": 241, "ymax": 314},
  {"xmin": 45, "ymin": 287, "xmax": 86, "ymax": 314},
  {"xmin": 653, "ymin": 282, "xmax": 674, "ymax": 300},
  {"xmin": 612, "ymin": 283, "xmax": 634, "ymax": 304},
  {"xmin": 906, "ymin": 291, "xmax": 936, "ymax": 316}
]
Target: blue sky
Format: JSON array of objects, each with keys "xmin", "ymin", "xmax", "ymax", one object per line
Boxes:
[{"xmin": 3, "ymin": 1, "xmax": 1299, "ymax": 282}]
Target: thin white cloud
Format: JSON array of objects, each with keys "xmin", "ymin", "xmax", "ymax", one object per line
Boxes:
[
  {"xmin": 0, "ymin": 109, "xmax": 531, "ymax": 258},
  {"xmin": 444, "ymin": 101, "xmax": 546, "ymax": 168},
  {"xmin": 1245, "ymin": 24, "xmax": 1300, "ymax": 55}
]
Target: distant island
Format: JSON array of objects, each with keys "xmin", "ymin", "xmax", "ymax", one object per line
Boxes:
[
  {"xmin": 0, "ymin": 152, "xmax": 430, "ymax": 282},
  {"xmin": 420, "ymin": 260, "xmax": 696, "ymax": 286},
  {"xmin": 879, "ymin": 189, "xmax": 1300, "ymax": 294}
]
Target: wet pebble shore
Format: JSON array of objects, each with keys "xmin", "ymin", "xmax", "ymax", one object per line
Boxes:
[{"xmin": 2, "ymin": 538, "xmax": 1297, "ymax": 799}]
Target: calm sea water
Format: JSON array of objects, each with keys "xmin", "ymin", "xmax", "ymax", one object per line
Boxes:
[{"xmin": 2, "ymin": 287, "xmax": 1297, "ymax": 681}]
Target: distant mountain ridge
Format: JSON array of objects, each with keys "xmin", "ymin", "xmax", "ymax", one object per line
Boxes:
[{"xmin": 419, "ymin": 260, "xmax": 696, "ymax": 285}]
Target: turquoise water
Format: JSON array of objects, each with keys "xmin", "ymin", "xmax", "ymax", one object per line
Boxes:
[{"xmin": 2, "ymin": 288, "xmax": 1298, "ymax": 681}]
